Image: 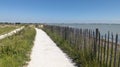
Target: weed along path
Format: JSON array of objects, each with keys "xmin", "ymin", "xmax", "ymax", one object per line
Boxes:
[
  {"xmin": 27, "ymin": 28, "xmax": 75, "ymax": 67},
  {"xmin": 0, "ymin": 26, "xmax": 24, "ymax": 39}
]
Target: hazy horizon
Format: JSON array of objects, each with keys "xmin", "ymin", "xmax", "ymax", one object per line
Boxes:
[{"xmin": 1, "ymin": 20, "xmax": 120, "ymax": 24}]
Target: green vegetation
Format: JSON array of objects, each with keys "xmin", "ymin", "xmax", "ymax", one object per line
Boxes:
[
  {"xmin": 42, "ymin": 25, "xmax": 120, "ymax": 67},
  {"xmin": 43, "ymin": 29, "xmax": 100, "ymax": 67},
  {"xmin": 0, "ymin": 26, "xmax": 36, "ymax": 67},
  {"xmin": 0, "ymin": 25, "xmax": 20, "ymax": 35}
]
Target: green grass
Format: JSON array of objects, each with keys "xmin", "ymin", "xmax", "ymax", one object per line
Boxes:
[
  {"xmin": 0, "ymin": 26, "xmax": 36, "ymax": 67},
  {"xmin": 43, "ymin": 28, "xmax": 100, "ymax": 67},
  {"xmin": 0, "ymin": 25, "xmax": 20, "ymax": 35},
  {"xmin": 41, "ymin": 26, "xmax": 120, "ymax": 67}
]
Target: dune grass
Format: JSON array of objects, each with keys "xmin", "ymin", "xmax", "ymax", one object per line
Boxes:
[
  {"xmin": 0, "ymin": 25, "xmax": 20, "ymax": 35},
  {"xmin": 0, "ymin": 26, "xmax": 36, "ymax": 67}
]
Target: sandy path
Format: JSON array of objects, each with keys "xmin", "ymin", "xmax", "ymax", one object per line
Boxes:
[
  {"xmin": 0, "ymin": 26, "xmax": 24, "ymax": 39},
  {"xmin": 27, "ymin": 28, "xmax": 75, "ymax": 67}
]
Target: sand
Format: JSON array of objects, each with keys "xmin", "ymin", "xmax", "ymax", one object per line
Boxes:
[{"xmin": 0, "ymin": 26, "xmax": 24, "ymax": 39}]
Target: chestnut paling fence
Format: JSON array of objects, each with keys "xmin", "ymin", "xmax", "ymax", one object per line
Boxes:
[{"xmin": 42, "ymin": 25, "xmax": 120, "ymax": 67}]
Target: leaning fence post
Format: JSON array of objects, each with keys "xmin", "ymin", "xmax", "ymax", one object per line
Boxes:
[
  {"xmin": 91, "ymin": 31, "xmax": 95, "ymax": 60},
  {"xmin": 109, "ymin": 33, "xmax": 113, "ymax": 67},
  {"xmin": 103, "ymin": 34, "xmax": 106, "ymax": 65},
  {"xmin": 106, "ymin": 31, "xmax": 110, "ymax": 67},
  {"xmin": 118, "ymin": 53, "xmax": 120, "ymax": 67},
  {"xmin": 100, "ymin": 36, "xmax": 103, "ymax": 67},
  {"xmin": 98, "ymin": 32, "xmax": 100, "ymax": 62},
  {"xmin": 113, "ymin": 34, "xmax": 118, "ymax": 67},
  {"xmin": 94, "ymin": 28, "xmax": 99, "ymax": 58},
  {"xmin": 64, "ymin": 27, "xmax": 67, "ymax": 40},
  {"xmin": 83, "ymin": 29, "xmax": 86, "ymax": 56},
  {"xmin": 88, "ymin": 30, "xmax": 91, "ymax": 53}
]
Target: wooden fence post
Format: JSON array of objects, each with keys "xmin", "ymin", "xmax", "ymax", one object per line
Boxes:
[
  {"xmin": 118, "ymin": 53, "xmax": 120, "ymax": 67},
  {"xmin": 98, "ymin": 32, "xmax": 100, "ymax": 62},
  {"xmin": 109, "ymin": 33, "xmax": 113, "ymax": 67},
  {"xmin": 106, "ymin": 31, "xmax": 110, "ymax": 67},
  {"xmin": 103, "ymin": 34, "xmax": 107, "ymax": 65},
  {"xmin": 94, "ymin": 28, "xmax": 99, "ymax": 58},
  {"xmin": 100, "ymin": 36, "xmax": 103, "ymax": 67},
  {"xmin": 113, "ymin": 34, "xmax": 118, "ymax": 67}
]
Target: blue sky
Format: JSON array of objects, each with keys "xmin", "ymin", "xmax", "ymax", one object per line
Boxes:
[{"xmin": 0, "ymin": 0, "xmax": 120, "ymax": 23}]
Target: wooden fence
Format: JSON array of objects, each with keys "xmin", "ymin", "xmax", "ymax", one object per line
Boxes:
[{"xmin": 42, "ymin": 25, "xmax": 120, "ymax": 67}]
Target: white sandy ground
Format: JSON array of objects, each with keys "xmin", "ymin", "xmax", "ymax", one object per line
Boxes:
[
  {"xmin": 27, "ymin": 28, "xmax": 76, "ymax": 67},
  {"xmin": 0, "ymin": 26, "xmax": 24, "ymax": 40}
]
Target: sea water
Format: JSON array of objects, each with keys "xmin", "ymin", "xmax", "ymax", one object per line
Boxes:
[{"xmin": 48, "ymin": 23, "xmax": 120, "ymax": 42}]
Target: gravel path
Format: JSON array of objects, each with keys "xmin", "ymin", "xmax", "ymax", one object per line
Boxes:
[{"xmin": 27, "ymin": 28, "xmax": 76, "ymax": 67}]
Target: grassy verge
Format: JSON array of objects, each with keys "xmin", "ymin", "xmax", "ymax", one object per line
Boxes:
[
  {"xmin": 0, "ymin": 25, "xmax": 20, "ymax": 35},
  {"xmin": 43, "ymin": 28, "xmax": 100, "ymax": 67},
  {"xmin": 0, "ymin": 26, "xmax": 36, "ymax": 67}
]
